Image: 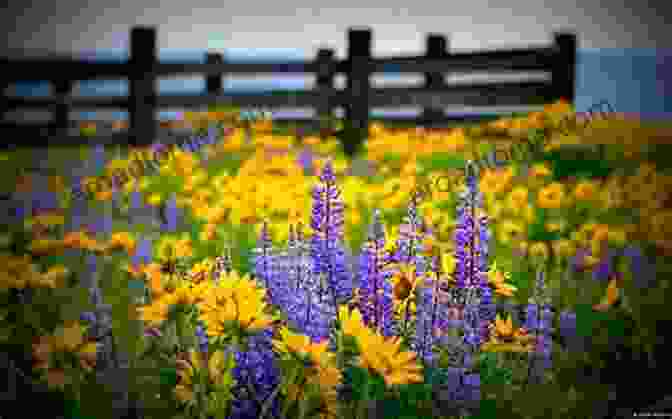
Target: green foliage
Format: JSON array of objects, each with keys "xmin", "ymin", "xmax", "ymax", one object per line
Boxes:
[
  {"xmin": 417, "ymin": 153, "xmax": 468, "ymax": 173},
  {"xmin": 477, "ymin": 352, "xmax": 513, "ymax": 386},
  {"xmin": 541, "ymin": 147, "xmax": 616, "ymax": 180}
]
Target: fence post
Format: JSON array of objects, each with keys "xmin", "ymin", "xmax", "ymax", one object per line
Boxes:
[
  {"xmin": 206, "ymin": 52, "xmax": 223, "ymax": 96},
  {"xmin": 0, "ymin": 80, "xmax": 8, "ymax": 124},
  {"xmin": 345, "ymin": 28, "xmax": 372, "ymax": 157},
  {"xmin": 421, "ymin": 34, "xmax": 449, "ymax": 126},
  {"xmin": 552, "ymin": 33, "xmax": 576, "ymax": 105},
  {"xmin": 129, "ymin": 26, "xmax": 157, "ymax": 147},
  {"xmin": 316, "ymin": 48, "xmax": 335, "ymax": 134},
  {"xmin": 52, "ymin": 78, "xmax": 72, "ymax": 137}
]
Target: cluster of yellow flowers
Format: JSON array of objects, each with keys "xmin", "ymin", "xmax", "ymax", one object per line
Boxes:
[
  {"xmin": 273, "ymin": 327, "xmax": 342, "ymax": 419},
  {"xmin": 0, "ymin": 254, "xmax": 70, "ymax": 290},
  {"xmin": 31, "ymin": 321, "xmax": 99, "ymax": 389},
  {"xmin": 338, "ymin": 306, "xmax": 423, "ymax": 387}
]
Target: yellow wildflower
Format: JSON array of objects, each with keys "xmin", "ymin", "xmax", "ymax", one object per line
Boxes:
[
  {"xmin": 552, "ymin": 239, "xmax": 577, "ymax": 263},
  {"xmin": 486, "ymin": 261, "xmax": 517, "ymax": 297},
  {"xmin": 529, "ymin": 242, "xmax": 550, "ymax": 262},
  {"xmin": 573, "ymin": 180, "xmax": 599, "ymax": 201},
  {"xmin": 338, "ymin": 306, "xmax": 370, "ymax": 341},
  {"xmin": 537, "ymin": 183, "xmax": 566, "ymax": 209},
  {"xmin": 497, "ymin": 220, "xmax": 526, "ymax": 246},
  {"xmin": 174, "ymin": 349, "xmax": 233, "ymax": 403},
  {"xmin": 505, "ymin": 186, "xmax": 529, "ymax": 214},
  {"xmin": 51, "ymin": 321, "xmax": 87, "ymax": 352},
  {"xmin": 357, "ymin": 332, "xmax": 423, "ymax": 386}
]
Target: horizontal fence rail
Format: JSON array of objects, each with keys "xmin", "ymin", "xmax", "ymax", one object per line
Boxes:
[{"xmin": 0, "ymin": 26, "xmax": 576, "ymax": 154}]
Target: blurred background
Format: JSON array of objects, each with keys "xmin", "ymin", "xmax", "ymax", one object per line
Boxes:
[{"xmin": 2, "ymin": 0, "xmax": 671, "ymax": 121}]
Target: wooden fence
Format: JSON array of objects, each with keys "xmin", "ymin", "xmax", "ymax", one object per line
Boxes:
[{"xmin": 0, "ymin": 26, "xmax": 576, "ymax": 155}]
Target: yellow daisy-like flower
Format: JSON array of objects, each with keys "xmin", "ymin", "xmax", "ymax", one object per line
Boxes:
[
  {"xmin": 187, "ymin": 259, "xmax": 215, "ymax": 284},
  {"xmin": 545, "ymin": 219, "xmax": 567, "ymax": 234},
  {"xmin": 137, "ymin": 296, "xmax": 173, "ymax": 327},
  {"xmin": 481, "ymin": 314, "xmax": 534, "ymax": 353},
  {"xmin": 166, "ymin": 282, "xmax": 198, "ymax": 307},
  {"xmin": 486, "ymin": 261, "xmax": 517, "ymax": 297},
  {"xmin": 390, "ymin": 264, "xmax": 420, "ymax": 319},
  {"xmin": 357, "ymin": 332, "xmax": 423, "ymax": 387},
  {"xmin": 497, "ymin": 219, "xmax": 527, "ymax": 247},
  {"xmin": 505, "ymin": 186, "xmax": 529, "ymax": 214},
  {"xmin": 156, "ymin": 236, "xmax": 194, "ymax": 261},
  {"xmin": 528, "ymin": 242, "xmax": 550, "ymax": 263},
  {"xmin": 338, "ymin": 306, "xmax": 371, "ymax": 341},
  {"xmin": 107, "ymin": 232, "xmax": 136, "ymax": 255},
  {"xmin": 37, "ymin": 265, "xmax": 70, "ymax": 289},
  {"xmin": 479, "ymin": 167, "xmax": 514, "ymax": 196},
  {"xmin": 273, "ymin": 328, "xmax": 341, "ymax": 419},
  {"xmin": 198, "ymin": 272, "xmax": 274, "ymax": 336},
  {"xmin": 607, "ymin": 228, "xmax": 628, "ymax": 248},
  {"xmin": 573, "ymin": 180, "xmax": 599, "ymax": 201},
  {"xmin": 174, "ymin": 349, "xmax": 234, "ymax": 403},
  {"xmin": 77, "ymin": 342, "xmax": 99, "ymax": 373},
  {"xmin": 32, "ymin": 213, "xmax": 66, "ymax": 229},
  {"xmin": 529, "ymin": 163, "xmax": 553, "ymax": 179},
  {"xmin": 51, "ymin": 321, "xmax": 87, "ymax": 352},
  {"xmin": 537, "ymin": 182, "xmax": 566, "ymax": 209},
  {"xmin": 552, "ymin": 239, "xmax": 577, "ymax": 263},
  {"xmin": 147, "ymin": 193, "xmax": 162, "ymax": 207},
  {"xmin": 28, "ymin": 238, "xmax": 65, "ymax": 256}
]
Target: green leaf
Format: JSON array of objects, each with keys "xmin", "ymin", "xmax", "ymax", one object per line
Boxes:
[{"xmin": 159, "ymin": 367, "xmax": 179, "ymax": 387}]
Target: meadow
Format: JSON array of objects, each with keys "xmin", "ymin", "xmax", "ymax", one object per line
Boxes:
[{"xmin": 2, "ymin": 100, "xmax": 672, "ymax": 419}]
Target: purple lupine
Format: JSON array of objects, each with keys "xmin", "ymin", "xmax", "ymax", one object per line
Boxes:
[
  {"xmin": 251, "ymin": 221, "xmax": 276, "ymax": 303},
  {"xmin": 462, "ymin": 373, "xmax": 482, "ymax": 404},
  {"xmin": 195, "ymin": 324, "xmax": 208, "ymax": 354},
  {"xmin": 448, "ymin": 161, "xmax": 493, "ymax": 352},
  {"xmin": 281, "ymin": 223, "xmax": 334, "ymax": 341},
  {"xmin": 132, "ymin": 238, "xmax": 152, "ymax": 266},
  {"xmin": 624, "ymin": 245, "xmax": 655, "ymax": 289},
  {"xmin": 32, "ymin": 191, "xmax": 60, "ymax": 215},
  {"xmin": 525, "ymin": 268, "xmax": 554, "ymax": 384},
  {"xmin": 393, "ymin": 193, "xmax": 427, "ymax": 274},
  {"xmin": 436, "ymin": 367, "xmax": 480, "ymax": 416},
  {"xmin": 310, "ymin": 160, "xmax": 353, "ymax": 310},
  {"xmin": 559, "ymin": 309, "xmax": 583, "ymax": 352},
  {"xmin": 229, "ymin": 329, "xmax": 281, "ymax": 419},
  {"xmin": 92, "ymin": 214, "xmax": 113, "ymax": 236},
  {"xmin": 297, "ymin": 147, "xmax": 314, "ymax": 174},
  {"xmin": 592, "ymin": 247, "xmax": 620, "ymax": 282},
  {"xmin": 415, "ymin": 254, "xmax": 452, "ymax": 364},
  {"xmin": 90, "ymin": 143, "xmax": 107, "ymax": 173},
  {"xmin": 161, "ymin": 193, "xmax": 179, "ymax": 232},
  {"xmin": 130, "ymin": 189, "xmax": 142, "ymax": 212},
  {"xmin": 357, "ymin": 210, "xmax": 396, "ymax": 336}
]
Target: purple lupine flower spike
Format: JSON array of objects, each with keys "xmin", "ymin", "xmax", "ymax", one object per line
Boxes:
[
  {"xmin": 592, "ymin": 247, "xmax": 618, "ymax": 282},
  {"xmin": 525, "ymin": 266, "xmax": 554, "ymax": 384},
  {"xmin": 394, "ymin": 192, "xmax": 427, "ymax": 273},
  {"xmin": 32, "ymin": 191, "xmax": 60, "ymax": 215},
  {"xmin": 281, "ymin": 222, "xmax": 333, "ymax": 341},
  {"xmin": 297, "ymin": 147, "xmax": 315, "ymax": 175},
  {"xmin": 624, "ymin": 245, "xmax": 655, "ymax": 289},
  {"xmin": 195, "ymin": 324, "xmax": 208, "ymax": 354},
  {"xmin": 252, "ymin": 220, "xmax": 275, "ymax": 300},
  {"xmin": 132, "ymin": 238, "xmax": 152, "ymax": 266},
  {"xmin": 229, "ymin": 329, "xmax": 281, "ymax": 419},
  {"xmin": 130, "ymin": 189, "xmax": 142, "ymax": 211},
  {"xmin": 310, "ymin": 159, "xmax": 352, "ymax": 306},
  {"xmin": 162, "ymin": 194, "xmax": 178, "ymax": 232},
  {"xmin": 91, "ymin": 143, "xmax": 106, "ymax": 173},
  {"xmin": 357, "ymin": 209, "xmax": 395, "ymax": 336}
]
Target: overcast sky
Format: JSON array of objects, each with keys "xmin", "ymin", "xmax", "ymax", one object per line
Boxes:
[{"xmin": 2, "ymin": 0, "xmax": 669, "ymax": 58}]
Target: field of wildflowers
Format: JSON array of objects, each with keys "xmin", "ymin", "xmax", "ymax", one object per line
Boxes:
[{"xmin": 2, "ymin": 99, "xmax": 672, "ymax": 419}]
